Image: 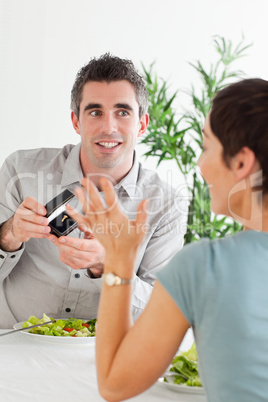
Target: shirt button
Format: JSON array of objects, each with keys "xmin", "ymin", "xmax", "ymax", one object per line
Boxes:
[
  {"xmin": 74, "ymin": 273, "xmax": 80, "ymax": 278},
  {"xmin": 65, "ymin": 308, "xmax": 71, "ymax": 313},
  {"xmin": 0, "ymin": 255, "xmax": 4, "ymax": 259},
  {"xmin": 11, "ymin": 255, "xmax": 16, "ymax": 259}
]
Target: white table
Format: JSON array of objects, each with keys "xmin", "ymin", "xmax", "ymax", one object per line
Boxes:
[{"xmin": 0, "ymin": 329, "xmax": 207, "ymax": 402}]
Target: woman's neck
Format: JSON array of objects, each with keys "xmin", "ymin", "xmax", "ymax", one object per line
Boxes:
[{"xmin": 242, "ymin": 195, "xmax": 268, "ymax": 232}]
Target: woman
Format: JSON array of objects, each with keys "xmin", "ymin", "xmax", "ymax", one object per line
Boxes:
[{"xmin": 68, "ymin": 78, "xmax": 268, "ymax": 402}]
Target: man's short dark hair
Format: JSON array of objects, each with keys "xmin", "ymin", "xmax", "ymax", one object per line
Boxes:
[{"xmin": 71, "ymin": 53, "xmax": 148, "ymax": 118}]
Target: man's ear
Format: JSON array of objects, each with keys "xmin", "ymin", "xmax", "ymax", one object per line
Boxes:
[
  {"xmin": 71, "ymin": 111, "xmax": 80, "ymax": 135},
  {"xmin": 137, "ymin": 113, "xmax": 149, "ymax": 138},
  {"xmin": 232, "ymin": 146, "xmax": 256, "ymax": 181}
]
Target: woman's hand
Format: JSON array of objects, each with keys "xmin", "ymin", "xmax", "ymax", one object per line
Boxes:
[{"xmin": 67, "ymin": 177, "xmax": 148, "ymax": 262}]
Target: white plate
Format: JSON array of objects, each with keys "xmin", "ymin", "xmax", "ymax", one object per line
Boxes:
[
  {"xmin": 157, "ymin": 377, "xmax": 205, "ymax": 395},
  {"xmin": 13, "ymin": 320, "xmax": 95, "ymax": 345}
]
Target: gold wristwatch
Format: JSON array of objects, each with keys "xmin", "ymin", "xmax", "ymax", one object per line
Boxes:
[{"xmin": 102, "ymin": 272, "xmax": 133, "ymax": 286}]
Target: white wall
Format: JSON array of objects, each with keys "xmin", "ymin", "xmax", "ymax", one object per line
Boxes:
[{"xmin": 1, "ymin": 0, "xmax": 268, "ymax": 187}]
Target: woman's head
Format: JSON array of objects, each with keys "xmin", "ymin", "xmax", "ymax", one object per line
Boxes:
[{"xmin": 210, "ymin": 78, "xmax": 268, "ymax": 194}]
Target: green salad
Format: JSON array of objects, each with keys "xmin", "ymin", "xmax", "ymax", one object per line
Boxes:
[
  {"xmin": 165, "ymin": 342, "xmax": 202, "ymax": 387},
  {"xmin": 22, "ymin": 313, "xmax": 97, "ymax": 337}
]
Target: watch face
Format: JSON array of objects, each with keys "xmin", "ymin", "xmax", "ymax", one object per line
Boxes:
[
  {"xmin": 103, "ymin": 273, "xmax": 131, "ymax": 286},
  {"xmin": 105, "ymin": 273, "xmax": 115, "ymax": 286},
  {"xmin": 114, "ymin": 276, "xmax": 122, "ymax": 285}
]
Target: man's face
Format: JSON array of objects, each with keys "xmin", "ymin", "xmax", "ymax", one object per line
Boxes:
[{"xmin": 72, "ymin": 80, "xmax": 148, "ymax": 180}]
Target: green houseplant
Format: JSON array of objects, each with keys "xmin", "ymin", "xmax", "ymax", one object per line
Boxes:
[{"xmin": 141, "ymin": 36, "xmax": 252, "ymax": 244}]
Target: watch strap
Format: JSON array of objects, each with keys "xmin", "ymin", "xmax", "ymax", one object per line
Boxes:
[{"xmin": 102, "ymin": 272, "xmax": 133, "ymax": 286}]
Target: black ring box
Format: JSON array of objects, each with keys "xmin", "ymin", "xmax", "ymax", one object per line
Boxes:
[{"xmin": 45, "ymin": 190, "xmax": 78, "ymax": 237}]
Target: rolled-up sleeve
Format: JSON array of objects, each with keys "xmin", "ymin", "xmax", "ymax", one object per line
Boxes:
[
  {"xmin": 0, "ymin": 153, "xmax": 25, "ymax": 279},
  {"xmin": 0, "ymin": 246, "xmax": 25, "ymax": 280}
]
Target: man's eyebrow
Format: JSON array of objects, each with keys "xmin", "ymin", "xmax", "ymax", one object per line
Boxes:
[
  {"xmin": 115, "ymin": 103, "xmax": 134, "ymax": 111},
  {"xmin": 83, "ymin": 103, "xmax": 134, "ymax": 113},
  {"xmin": 83, "ymin": 103, "xmax": 102, "ymax": 112}
]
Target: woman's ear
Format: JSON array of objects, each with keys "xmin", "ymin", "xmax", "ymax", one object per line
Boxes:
[{"xmin": 232, "ymin": 147, "xmax": 256, "ymax": 181}]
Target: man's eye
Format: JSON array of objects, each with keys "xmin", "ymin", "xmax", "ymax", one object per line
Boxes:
[
  {"xmin": 90, "ymin": 110, "xmax": 101, "ymax": 116},
  {"xmin": 118, "ymin": 110, "xmax": 129, "ymax": 116}
]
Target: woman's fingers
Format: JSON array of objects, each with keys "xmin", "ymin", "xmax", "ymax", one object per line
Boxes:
[
  {"xmin": 73, "ymin": 186, "xmax": 93, "ymax": 217},
  {"xmin": 133, "ymin": 200, "xmax": 148, "ymax": 241},
  {"xmin": 81, "ymin": 178, "xmax": 106, "ymax": 213},
  {"xmin": 80, "ymin": 177, "xmax": 119, "ymax": 216},
  {"xmin": 136, "ymin": 199, "xmax": 148, "ymax": 226},
  {"xmin": 99, "ymin": 177, "xmax": 118, "ymax": 212},
  {"xmin": 69, "ymin": 178, "xmax": 149, "ymax": 246},
  {"xmin": 66, "ymin": 203, "xmax": 90, "ymax": 228},
  {"xmin": 67, "ymin": 178, "xmax": 115, "ymax": 230}
]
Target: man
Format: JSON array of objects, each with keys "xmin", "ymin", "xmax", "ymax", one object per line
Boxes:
[{"xmin": 0, "ymin": 54, "xmax": 187, "ymax": 328}]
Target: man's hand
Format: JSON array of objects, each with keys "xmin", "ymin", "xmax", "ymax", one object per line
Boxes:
[
  {"xmin": 0, "ymin": 197, "xmax": 50, "ymax": 252},
  {"xmin": 48, "ymin": 225, "xmax": 105, "ymax": 277}
]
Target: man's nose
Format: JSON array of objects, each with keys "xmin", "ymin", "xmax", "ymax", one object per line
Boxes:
[{"xmin": 101, "ymin": 114, "xmax": 117, "ymax": 134}]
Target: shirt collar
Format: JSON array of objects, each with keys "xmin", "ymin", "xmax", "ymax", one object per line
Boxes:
[
  {"xmin": 61, "ymin": 145, "xmax": 140, "ymax": 198},
  {"xmin": 114, "ymin": 151, "xmax": 140, "ymax": 199},
  {"xmin": 61, "ymin": 143, "xmax": 83, "ymax": 187}
]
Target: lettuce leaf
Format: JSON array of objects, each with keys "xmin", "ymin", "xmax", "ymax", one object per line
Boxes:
[
  {"xmin": 22, "ymin": 314, "xmax": 97, "ymax": 337},
  {"xmin": 166, "ymin": 342, "xmax": 202, "ymax": 387}
]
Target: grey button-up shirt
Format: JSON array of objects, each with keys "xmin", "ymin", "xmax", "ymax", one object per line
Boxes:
[{"xmin": 0, "ymin": 144, "xmax": 187, "ymax": 328}]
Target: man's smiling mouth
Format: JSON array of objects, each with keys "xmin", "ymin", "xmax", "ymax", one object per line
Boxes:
[{"xmin": 97, "ymin": 142, "xmax": 121, "ymax": 149}]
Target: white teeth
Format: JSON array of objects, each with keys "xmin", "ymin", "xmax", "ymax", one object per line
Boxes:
[{"xmin": 98, "ymin": 142, "xmax": 119, "ymax": 148}]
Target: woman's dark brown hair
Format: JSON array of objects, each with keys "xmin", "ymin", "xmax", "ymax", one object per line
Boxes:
[{"xmin": 210, "ymin": 78, "xmax": 268, "ymax": 193}]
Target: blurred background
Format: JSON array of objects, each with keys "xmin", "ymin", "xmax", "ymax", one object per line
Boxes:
[{"xmin": 1, "ymin": 0, "xmax": 268, "ymax": 187}]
